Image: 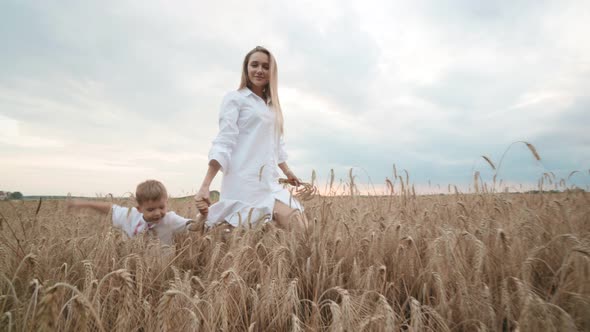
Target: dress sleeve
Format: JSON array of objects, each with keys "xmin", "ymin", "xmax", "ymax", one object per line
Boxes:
[
  {"xmin": 278, "ymin": 135, "xmax": 288, "ymax": 164},
  {"xmin": 208, "ymin": 92, "xmax": 240, "ymax": 173}
]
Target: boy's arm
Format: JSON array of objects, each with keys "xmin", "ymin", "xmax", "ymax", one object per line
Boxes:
[
  {"xmin": 187, "ymin": 214, "xmax": 207, "ymax": 234},
  {"xmin": 168, "ymin": 211, "xmax": 205, "ymax": 234},
  {"xmin": 67, "ymin": 199, "xmax": 113, "ymax": 214}
]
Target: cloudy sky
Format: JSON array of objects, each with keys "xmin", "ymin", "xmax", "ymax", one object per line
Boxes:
[{"xmin": 1, "ymin": 0, "xmax": 589, "ymax": 196}]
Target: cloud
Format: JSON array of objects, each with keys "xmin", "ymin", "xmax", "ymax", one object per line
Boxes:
[
  {"xmin": 1, "ymin": 0, "xmax": 589, "ymax": 195},
  {"xmin": 271, "ymin": 1, "xmax": 381, "ymax": 116},
  {"xmin": 0, "ymin": 115, "xmax": 64, "ymax": 148}
]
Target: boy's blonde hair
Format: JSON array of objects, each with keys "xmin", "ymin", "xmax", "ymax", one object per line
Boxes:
[{"xmin": 135, "ymin": 180, "xmax": 167, "ymax": 204}]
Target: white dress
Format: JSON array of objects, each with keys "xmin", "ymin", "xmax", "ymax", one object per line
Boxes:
[{"xmin": 206, "ymin": 87, "xmax": 303, "ymax": 228}]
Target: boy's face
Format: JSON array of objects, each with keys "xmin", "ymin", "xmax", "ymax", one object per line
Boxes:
[{"xmin": 137, "ymin": 197, "xmax": 168, "ymax": 223}]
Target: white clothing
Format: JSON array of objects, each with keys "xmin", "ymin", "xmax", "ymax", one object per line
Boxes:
[
  {"xmin": 111, "ymin": 205, "xmax": 190, "ymax": 245},
  {"xmin": 207, "ymin": 88, "xmax": 302, "ymax": 227}
]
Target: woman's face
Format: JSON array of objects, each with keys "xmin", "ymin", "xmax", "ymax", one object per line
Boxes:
[{"xmin": 247, "ymin": 51, "xmax": 270, "ymax": 89}]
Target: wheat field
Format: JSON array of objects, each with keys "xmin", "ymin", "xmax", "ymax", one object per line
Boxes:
[{"xmin": 1, "ymin": 188, "xmax": 589, "ymax": 331}]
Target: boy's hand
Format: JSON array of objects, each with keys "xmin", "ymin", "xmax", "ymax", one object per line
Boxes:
[
  {"xmin": 187, "ymin": 214, "xmax": 206, "ymax": 234},
  {"xmin": 194, "ymin": 187, "xmax": 211, "ymax": 215}
]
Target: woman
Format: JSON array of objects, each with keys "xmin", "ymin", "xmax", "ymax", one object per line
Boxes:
[{"xmin": 195, "ymin": 46, "xmax": 306, "ymax": 232}]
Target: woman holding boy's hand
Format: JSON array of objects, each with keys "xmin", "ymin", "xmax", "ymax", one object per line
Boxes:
[{"xmin": 195, "ymin": 46, "xmax": 306, "ymax": 232}]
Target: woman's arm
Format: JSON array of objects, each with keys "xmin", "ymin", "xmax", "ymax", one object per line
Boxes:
[
  {"xmin": 194, "ymin": 160, "xmax": 221, "ymax": 214},
  {"xmin": 195, "ymin": 93, "xmax": 240, "ymax": 215}
]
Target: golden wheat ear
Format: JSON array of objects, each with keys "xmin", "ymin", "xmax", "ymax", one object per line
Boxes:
[
  {"xmin": 278, "ymin": 178, "xmax": 318, "ymax": 201},
  {"xmin": 481, "ymin": 155, "xmax": 496, "ymax": 170},
  {"xmin": 524, "ymin": 142, "xmax": 541, "ymax": 161}
]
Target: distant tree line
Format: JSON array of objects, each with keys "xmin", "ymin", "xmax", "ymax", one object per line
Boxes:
[
  {"xmin": 0, "ymin": 191, "xmax": 23, "ymax": 200},
  {"xmin": 10, "ymin": 192, "xmax": 23, "ymax": 199},
  {"xmin": 525, "ymin": 188, "xmax": 586, "ymax": 194}
]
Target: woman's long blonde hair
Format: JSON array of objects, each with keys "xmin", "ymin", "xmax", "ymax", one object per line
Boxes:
[{"xmin": 239, "ymin": 46, "xmax": 284, "ymax": 135}]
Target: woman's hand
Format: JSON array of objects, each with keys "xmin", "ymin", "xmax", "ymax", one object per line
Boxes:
[
  {"xmin": 195, "ymin": 161, "xmax": 221, "ymax": 215},
  {"xmin": 285, "ymin": 170, "xmax": 302, "ymax": 187},
  {"xmin": 194, "ymin": 186, "xmax": 211, "ymax": 215},
  {"xmin": 278, "ymin": 162, "xmax": 300, "ymax": 187}
]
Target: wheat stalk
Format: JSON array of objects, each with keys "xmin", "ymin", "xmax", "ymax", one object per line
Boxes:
[{"xmin": 1, "ymin": 178, "xmax": 589, "ymax": 330}]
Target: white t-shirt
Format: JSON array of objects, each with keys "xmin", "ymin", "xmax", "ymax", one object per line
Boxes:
[
  {"xmin": 111, "ymin": 205, "xmax": 190, "ymax": 245},
  {"xmin": 206, "ymin": 88, "xmax": 303, "ymax": 228}
]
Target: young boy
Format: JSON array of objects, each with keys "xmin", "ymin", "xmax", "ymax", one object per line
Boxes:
[{"xmin": 67, "ymin": 179, "xmax": 203, "ymax": 245}]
